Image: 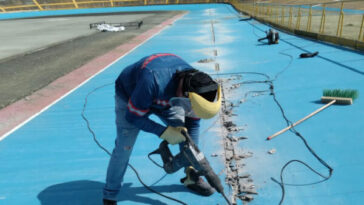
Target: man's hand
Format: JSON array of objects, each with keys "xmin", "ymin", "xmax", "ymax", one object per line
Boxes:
[{"xmin": 160, "ymin": 126, "xmax": 187, "ymax": 145}]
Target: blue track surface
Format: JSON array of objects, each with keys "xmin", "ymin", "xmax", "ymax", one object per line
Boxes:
[{"xmin": 1, "ymin": 4, "xmax": 364, "ymax": 205}]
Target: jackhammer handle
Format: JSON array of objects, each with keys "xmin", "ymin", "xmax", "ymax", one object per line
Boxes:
[
  {"xmin": 180, "ymin": 129, "xmax": 192, "ymax": 143},
  {"xmin": 181, "ymin": 130, "xmax": 232, "ymax": 205},
  {"xmin": 181, "ymin": 129, "xmax": 201, "ymax": 152}
]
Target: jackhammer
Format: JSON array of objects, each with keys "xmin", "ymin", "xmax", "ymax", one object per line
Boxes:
[{"xmin": 149, "ymin": 130, "xmax": 232, "ymax": 205}]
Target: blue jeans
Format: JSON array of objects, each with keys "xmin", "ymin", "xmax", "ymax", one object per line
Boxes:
[{"xmin": 103, "ymin": 95, "xmax": 198, "ymax": 200}]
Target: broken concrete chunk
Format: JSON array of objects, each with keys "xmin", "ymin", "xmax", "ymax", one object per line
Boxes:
[
  {"xmin": 228, "ymin": 127, "xmax": 240, "ymax": 132},
  {"xmin": 211, "ymin": 153, "xmax": 218, "ymax": 157},
  {"xmin": 239, "ymin": 183, "xmax": 258, "ymax": 195},
  {"xmin": 197, "ymin": 58, "xmax": 214, "ymax": 63},
  {"xmin": 229, "ymin": 161, "xmax": 236, "ymax": 168},
  {"xmin": 224, "ymin": 121, "xmax": 236, "ymax": 128},
  {"xmin": 225, "ymin": 152, "xmax": 233, "ymax": 161},
  {"xmin": 229, "ymin": 84, "xmax": 241, "ymax": 90},
  {"xmin": 227, "ymin": 136, "xmax": 238, "ymax": 142},
  {"xmin": 238, "ymin": 174, "xmax": 251, "ymax": 178},
  {"xmin": 237, "ymin": 136, "xmax": 248, "ymax": 140},
  {"xmin": 268, "ymin": 148, "xmax": 276, "ymax": 154},
  {"xmin": 238, "ymin": 153, "xmax": 253, "ymax": 159},
  {"xmin": 241, "ymin": 189, "xmax": 258, "ymax": 195},
  {"xmin": 238, "ymin": 194, "xmax": 254, "ymax": 202},
  {"xmin": 237, "ymin": 163, "xmax": 246, "ymax": 168}
]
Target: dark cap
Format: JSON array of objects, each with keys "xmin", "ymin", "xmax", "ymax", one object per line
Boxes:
[{"xmin": 181, "ymin": 70, "xmax": 218, "ymax": 102}]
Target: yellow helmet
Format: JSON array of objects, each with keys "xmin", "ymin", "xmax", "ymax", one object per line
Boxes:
[
  {"xmin": 189, "ymin": 85, "xmax": 221, "ymax": 119},
  {"xmin": 180, "ymin": 70, "xmax": 221, "ymax": 119}
]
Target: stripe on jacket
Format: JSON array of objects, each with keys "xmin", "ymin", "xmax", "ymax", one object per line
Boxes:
[
  {"xmin": 141, "ymin": 53, "xmax": 177, "ymax": 69},
  {"xmin": 128, "ymin": 99, "xmax": 149, "ymax": 116},
  {"xmin": 154, "ymin": 99, "xmax": 170, "ymax": 106}
]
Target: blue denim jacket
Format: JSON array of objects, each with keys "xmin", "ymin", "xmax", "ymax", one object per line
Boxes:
[{"xmin": 115, "ymin": 53, "xmax": 200, "ymax": 137}]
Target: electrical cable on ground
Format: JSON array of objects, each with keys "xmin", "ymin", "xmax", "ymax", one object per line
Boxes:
[
  {"xmin": 223, "ymin": 4, "xmax": 334, "ymax": 205},
  {"xmin": 229, "ymin": 70, "xmax": 333, "ymax": 205},
  {"xmin": 81, "ymin": 83, "xmax": 187, "ymax": 205}
]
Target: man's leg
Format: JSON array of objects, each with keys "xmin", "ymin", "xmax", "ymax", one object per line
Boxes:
[{"xmin": 103, "ymin": 95, "xmax": 140, "ymax": 201}]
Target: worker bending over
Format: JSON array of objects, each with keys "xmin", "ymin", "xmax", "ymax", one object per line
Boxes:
[
  {"xmin": 258, "ymin": 28, "xmax": 280, "ymax": 44},
  {"xmin": 103, "ymin": 53, "xmax": 221, "ymax": 205}
]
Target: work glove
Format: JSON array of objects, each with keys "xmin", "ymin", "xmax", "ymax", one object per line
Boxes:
[{"xmin": 160, "ymin": 126, "xmax": 187, "ymax": 145}]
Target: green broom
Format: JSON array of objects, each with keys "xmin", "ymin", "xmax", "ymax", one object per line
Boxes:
[
  {"xmin": 322, "ymin": 89, "xmax": 358, "ymax": 104},
  {"xmin": 267, "ymin": 89, "xmax": 359, "ymax": 140}
]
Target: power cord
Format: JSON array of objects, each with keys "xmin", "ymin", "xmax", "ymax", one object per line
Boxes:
[
  {"xmin": 81, "ymin": 83, "xmax": 187, "ymax": 205},
  {"xmin": 248, "ymin": 19, "xmax": 333, "ymax": 205},
  {"xmin": 223, "ymin": 4, "xmax": 333, "ymax": 204}
]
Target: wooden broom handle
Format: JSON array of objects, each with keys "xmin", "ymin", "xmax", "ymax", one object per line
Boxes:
[{"xmin": 267, "ymin": 100, "xmax": 336, "ymax": 140}]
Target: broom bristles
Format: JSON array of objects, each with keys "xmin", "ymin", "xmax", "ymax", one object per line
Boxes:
[{"xmin": 323, "ymin": 89, "xmax": 358, "ymax": 100}]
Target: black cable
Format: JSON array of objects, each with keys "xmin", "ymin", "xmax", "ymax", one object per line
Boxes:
[
  {"xmin": 81, "ymin": 83, "xmax": 114, "ymax": 156},
  {"xmin": 127, "ymin": 164, "xmax": 187, "ymax": 205},
  {"xmin": 223, "ymin": 4, "xmax": 334, "ymax": 204},
  {"xmin": 233, "ymin": 71, "xmax": 333, "ymax": 205},
  {"xmin": 269, "ymin": 82, "xmax": 333, "ymax": 205},
  {"xmin": 148, "ymin": 152, "xmax": 164, "ymax": 169},
  {"xmin": 81, "ymin": 83, "xmax": 187, "ymax": 205},
  {"xmin": 250, "ymin": 24, "xmax": 333, "ymax": 205}
]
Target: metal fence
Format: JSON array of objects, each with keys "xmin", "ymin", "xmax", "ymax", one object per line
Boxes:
[{"xmin": 230, "ymin": 0, "xmax": 364, "ymax": 50}]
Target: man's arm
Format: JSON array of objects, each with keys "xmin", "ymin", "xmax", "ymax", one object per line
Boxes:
[{"xmin": 124, "ymin": 70, "xmax": 166, "ymax": 136}]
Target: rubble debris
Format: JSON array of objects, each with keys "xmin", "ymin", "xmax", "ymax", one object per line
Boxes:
[
  {"xmin": 227, "ymin": 126, "xmax": 244, "ymax": 132},
  {"xmin": 198, "ymin": 58, "xmax": 214, "ymax": 63},
  {"xmin": 225, "ymin": 151, "xmax": 234, "ymax": 161},
  {"xmin": 227, "ymin": 136, "xmax": 238, "ymax": 142},
  {"xmin": 238, "ymin": 194, "xmax": 254, "ymax": 202},
  {"xmin": 227, "ymin": 102, "xmax": 235, "ymax": 108},
  {"xmin": 223, "ymin": 109, "xmax": 235, "ymax": 117},
  {"xmin": 220, "ymin": 76, "xmax": 257, "ymax": 203},
  {"xmin": 211, "ymin": 153, "xmax": 219, "ymax": 157},
  {"xmin": 215, "ymin": 63, "xmax": 220, "ymax": 71},
  {"xmin": 229, "ymin": 84, "xmax": 241, "ymax": 90},
  {"xmin": 238, "ymin": 174, "xmax": 251, "ymax": 179},
  {"xmin": 237, "ymin": 136, "xmax": 248, "ymax": 140},
  {"xmin": 223, "ymin": 121, "xmax": 236, "ymax": 128},
  {"xmin": 268, "ymin": 148, "xmax": 276, "ymax": 155},
  {"xmin": 237, "ymin": 153, "xmax": 253, "ymax": 159},
  {"xmin": 241, "ymin": 189, "xmax": 258, "ymax": 195}
]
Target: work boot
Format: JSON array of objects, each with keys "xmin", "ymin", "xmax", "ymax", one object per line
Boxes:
[
  {"xmin": 103, "ymin": 199, "xmax": 117, "ymax": 205},
  {"xmin": 180, "ymin": 166, "xmax": 215, "ymax": 196}
]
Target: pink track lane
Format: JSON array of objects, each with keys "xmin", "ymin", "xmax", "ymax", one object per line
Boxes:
[{"xmin": 0, "ymin": 12, "xmax": 187, "ymax": 139}]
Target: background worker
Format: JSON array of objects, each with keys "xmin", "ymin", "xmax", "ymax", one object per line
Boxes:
[
  {"xmin": 258, "ymin": 28, "xmax": 280, "ymax": 44},
  {"xmin": 103, "ymin": 53, "xmax": 221, "ymax": 205}
]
